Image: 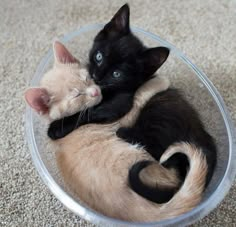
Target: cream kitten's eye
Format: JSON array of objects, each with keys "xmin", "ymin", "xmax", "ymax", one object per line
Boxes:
[
  {"xmin": 71, "ymin": 88, "xmax": 80, "ymax": 97},
  {"xmin": 75, "ymin": 93, "xmax": 81, "ymax": 97},
  {"xmin": 94, "ymin": 51, "xmax": 103, "ymax": 66},
  {"xmin": 72, "ymin": 88, "xmax": 86, "ymax": 98}
]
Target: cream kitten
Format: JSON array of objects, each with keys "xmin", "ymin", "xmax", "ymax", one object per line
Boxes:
[{"xmin": 24, "ymin": 41, "xmax": 207, "ymax": 222}]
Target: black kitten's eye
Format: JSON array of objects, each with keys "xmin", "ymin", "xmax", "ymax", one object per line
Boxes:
[
  {"xmin": 113, "ymin": 70, "xmax": 122, "ymax": 78},
  {"xmin": 94, "ymin": 51, "xmax": 103, "ymax": 65}
]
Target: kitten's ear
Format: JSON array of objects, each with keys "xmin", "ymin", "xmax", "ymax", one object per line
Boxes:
[
  {"xmin": 98, "ymin": 4, "xmax": 130, "ymax": 40},
  {"xmin": 140, "ymin": 47, "xmax": 170, "ymax": 77},
  {"xmin": 24, "ymin": 88, "xmax": 50, "ymax": 115},
  {"xmin": 53, "ymin": 41, "xmax": 79, "ymax": 64},
  {"xmin": 110, "ymin": 4, "xmax": 130, "ymax": 33}
]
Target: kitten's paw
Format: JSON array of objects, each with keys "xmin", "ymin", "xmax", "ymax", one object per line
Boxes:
[
  {"xmin": 116, "ymin": 127, "xmax": 137, "ymax": 144},
  {"xmin": 47, "ymin": 121, "xmax": 65, "ymax": 140}
]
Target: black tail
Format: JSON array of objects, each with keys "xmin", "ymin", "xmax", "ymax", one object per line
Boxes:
[{"xmin": 128, "ymin": 160, "xmax": 181, "ymax": 204}]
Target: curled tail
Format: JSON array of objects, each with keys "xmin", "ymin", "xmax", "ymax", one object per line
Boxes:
[
  {"xmin": 159, "ymin": 142, "xmax": 207, "ymax": 215},
  {"xmin": 129, "ymin": 142, "xmax": 207, "ymax": 206},
  {"xmin": 128, "ymin": 160, "xmax": 181, "ymax": 203}
]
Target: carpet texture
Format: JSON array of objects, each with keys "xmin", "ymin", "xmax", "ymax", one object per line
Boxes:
[{"xmin": 0, "ymin": 0, "xmax": 236, "ymax": 226}]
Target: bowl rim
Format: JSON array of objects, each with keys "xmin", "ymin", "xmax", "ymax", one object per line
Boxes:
[{"xmin": 25, "ymin": 23, "xmax": 236, "ymax": 227}]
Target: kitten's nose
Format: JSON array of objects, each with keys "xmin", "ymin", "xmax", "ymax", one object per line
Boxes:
[{"xmin": 87, "ymin": 87, "xmax": 100, "ymax": 97}]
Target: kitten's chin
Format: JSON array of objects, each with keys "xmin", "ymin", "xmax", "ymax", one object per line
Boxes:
[{"xmin": 91, "ymin": 94, "xmax": 103, "ymax": 107}]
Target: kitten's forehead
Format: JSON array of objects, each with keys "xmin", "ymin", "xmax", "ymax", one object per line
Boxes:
[
  {"xmin": 41, "ymin": 64, "xmax": 89, "ymax": 92},
  {"xmin": 94, "ymin": 33, "xmax": 144, "ymax": 59}
]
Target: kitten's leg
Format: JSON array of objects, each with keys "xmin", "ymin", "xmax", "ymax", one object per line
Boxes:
[
  {"xmin": 48, "ymin": 93, "xmax": 134, "ymax": 140},
  {"xmin": 48, "ymin": 112, "xmax": 82, "ymax": 140}
]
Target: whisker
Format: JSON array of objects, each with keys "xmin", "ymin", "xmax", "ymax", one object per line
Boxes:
[
  {"xmin": 73, "ymin": 100, "xmax": 93, "ymax": 130},
  {"xmin": 75, "ymin": 110, "xmax": 84, "ymax": 130},
  {"xmin": 80, "ymin": 109, "xmax": 86, "ymax": 122},
  {"xmin": 88, "ymin": 108, "xmax": 90, "ymax": 122}
]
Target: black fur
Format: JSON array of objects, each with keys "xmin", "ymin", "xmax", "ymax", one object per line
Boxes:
[
  {"xmin": 118, "ymin": 88, "xmax": 217, "ymax": 187},
  {"xmin": 47, "ymin": 4, "xmax": 216, "ymax": 204}
]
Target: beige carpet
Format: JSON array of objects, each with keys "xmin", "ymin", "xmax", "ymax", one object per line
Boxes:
[{"xmin": 1, "ymin": 0, "xmax": 236, "ymax": 226}]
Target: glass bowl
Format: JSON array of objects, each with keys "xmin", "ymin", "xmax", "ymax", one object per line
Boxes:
[{"xmin": 25, "ymin": 24, "xmax": 236, "ymax": 226}]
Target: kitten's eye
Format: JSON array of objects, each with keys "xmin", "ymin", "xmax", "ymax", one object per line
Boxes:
[
  {"xmin": 72, "ymin": 88, "xmax": 81, "ymax": 98},
  {"xmin": 113, "ymin": 70, "xmax": 121, "ymax": 78},
  {"xmin": 94, "ymin": 51, "xmax": 103, "ymax": 65},
  {"xmin": 75, "ymin": 92, "xmax": 81, "ymax": 97}
]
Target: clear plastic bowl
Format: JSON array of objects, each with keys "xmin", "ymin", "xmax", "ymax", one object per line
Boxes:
[{"xmin": 25, "ymin": 24, "xmax": 236, "ymax": 226}]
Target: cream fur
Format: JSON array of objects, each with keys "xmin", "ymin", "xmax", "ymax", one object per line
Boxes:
[
  {"xmin": 52, "ymin": 75, "xmax": 207, "ymax": 221},
  {"xmin": 26, "ymin": 42, "xmax": 207, "ymax": 222}
]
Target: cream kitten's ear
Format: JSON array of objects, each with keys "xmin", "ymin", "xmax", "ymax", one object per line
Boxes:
[
  {"xmin": 53, "ymin": 41, "xmax": 79, "ymax": 64},
  {"xmin": 24, "ymin": 88, "xmax": 50, "ymax": 115}
]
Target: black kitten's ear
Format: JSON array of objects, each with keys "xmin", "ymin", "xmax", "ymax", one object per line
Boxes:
[
  {"xmin": 140, "ymin": 47, "xmax": 170, "ymax": 77},
  {"xmin": 110, "ymin": 4, "xmax": 130, "ymax": 33},
  {"xmin": 97, "ymin": 4, "xmax": 130, "ymax": 40}
]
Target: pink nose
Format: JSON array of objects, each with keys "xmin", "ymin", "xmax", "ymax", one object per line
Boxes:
[{"xmin": 90, "ymin": 88, "xmax": 99, "ymax": 97}]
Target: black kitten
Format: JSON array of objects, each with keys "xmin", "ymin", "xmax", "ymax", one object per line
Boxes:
[
  {"xmin": 48, "ymin": 4, "xmax": 169, "ymax": 140},
  {"xmin": 119, "ymin": 89, "xmax": 217, "ymax": 193}
]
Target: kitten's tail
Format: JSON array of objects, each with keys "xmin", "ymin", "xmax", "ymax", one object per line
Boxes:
[
  {"xmin": 129, "ymin": 142, "xmax": 207, "ymax": 206},
  {"xmin": 129, "ymin": 160, "xmax": 181, "ymax": 203},
  {"xmin": 158, "ymin": 142, "xmax": 207, "ymax": 215}
]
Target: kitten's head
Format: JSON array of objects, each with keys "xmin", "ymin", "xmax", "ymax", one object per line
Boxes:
[
  {"xmin": 25, "ymin": 41, "xmax": 102, "ymax": 121},
  {"xmin": 88, "ymin": 4, "xmax": 169, "ymax": 93}
]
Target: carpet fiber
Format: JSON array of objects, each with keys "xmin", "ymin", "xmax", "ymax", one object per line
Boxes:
[{"xmin": 1, "ymin": 0, "xmax": 236, "ymax": 226}]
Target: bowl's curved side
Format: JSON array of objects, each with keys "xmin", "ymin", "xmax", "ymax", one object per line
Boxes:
[{"xmin": 25, "ymin": 24, "xmax": 236, "ymax": 227}]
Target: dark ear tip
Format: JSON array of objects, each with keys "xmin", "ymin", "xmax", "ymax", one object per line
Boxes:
[
  {"xmin": 157, "ymin": 47, "xmax": 170, "ymax": 62},
  {"xmin": 121, "ymin": 3, "xmax": 130, "ymax": 11},
  {"xmin": 159, "ymin": 46, "xmax": 170, "ymax": 55},
  {"xmin": 118, "ymin": 3, "xmax": 130, "ymax": 15}
]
